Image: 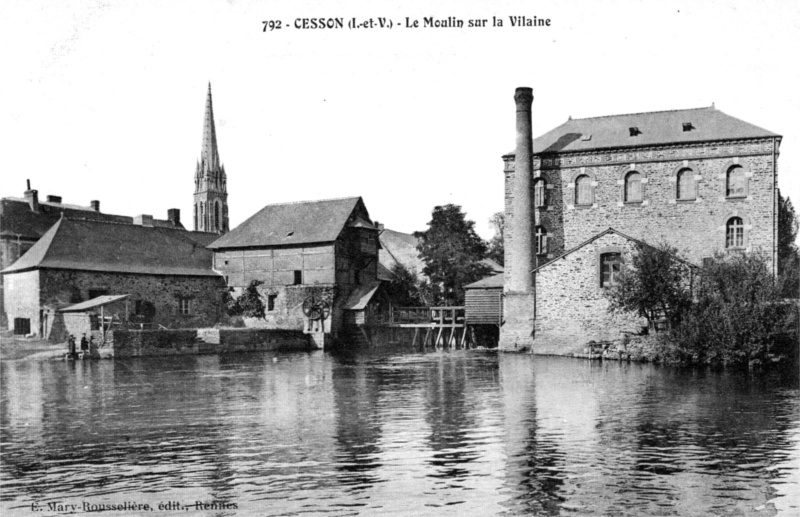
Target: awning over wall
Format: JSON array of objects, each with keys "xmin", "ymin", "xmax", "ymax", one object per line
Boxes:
[
  {"xmin": 59, "ymin": 294, "xmax": 130, "ymax": 313},
  {"xmin": 343, "ymin": 282, "xmax": 381, "ymax": 311}
]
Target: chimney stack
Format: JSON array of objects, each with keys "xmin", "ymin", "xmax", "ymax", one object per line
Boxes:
[
  {"xmin": 499, "ymin": 87, "xmax": 537, "ymax": 351},
  {"xmin": 46, "ymin": 195, "xmax": 62, "ymax": 203},
  {"xmin": 90, "ymin": 200, "xmax": 100, "ymax": 212},
  {"xmin": 134, "ymin": 214, "xmax": 154, "ymax": 227},
  {"xmin": 509, "ymin": 87, "xmax": 534, "ymax": 293},
  {"xmin": 24, "ymin": 180, "xmax": 39, "ymax": 212},
  {"xmin": 167, "ymin": 208, "xmax": 181, "ymax": 226}
]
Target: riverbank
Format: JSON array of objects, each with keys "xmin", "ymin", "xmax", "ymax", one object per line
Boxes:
[{"xmin": 0, "ymin": 336, "xmax": 65, "ymax": 361}]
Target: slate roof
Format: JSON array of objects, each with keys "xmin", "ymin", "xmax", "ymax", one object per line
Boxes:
[
  {"xmin": 0, "ymin": 198, "xmax": 183, "ymax": 240},
  {"xmin": 532, "ymin": 228, "xmax": 698, "ymax": 273},
  {"xmin": 506, "ymin": 106, "xmax": 780, "ymax": 156},
  {"xmin": 464, "ymin": 273, "xmax": 504, "ymax": 289},
  {"xmin": 1, "ymin": 217, "xmax": 218, "ymax": 277},
  {"xmin": 342, "ymin": 281, "xmax": 382, "ymax": 311},
  {"xmin": 209, "ymin": 197, "xmax": 368, "ymax": 249},
  {"xmin": 378, "ymin": 228, "xmax": 425, "ymax": 277},
  {"xmin": 60, "ymin": 294, "xmax": 131, "ymax": 312}
]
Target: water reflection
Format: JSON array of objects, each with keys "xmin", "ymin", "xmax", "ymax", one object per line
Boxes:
[{"xmin": 1, "ymin": 350, "xmax": 798, "ymax": 516}]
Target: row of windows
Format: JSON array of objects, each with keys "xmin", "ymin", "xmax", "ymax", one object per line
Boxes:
[
  {"xmin": 533, "ymin": 216, "xmax": 747, "ymax": 258},
  {"xmin": 194, "ymin": 200, "xmax": 224, "ymax": 231},
  {"xmin": 531, "ymin": 165, "xmax": 748, "ymax": 207}
]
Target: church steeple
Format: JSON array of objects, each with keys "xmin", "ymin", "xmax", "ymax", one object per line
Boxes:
[{"xmin": 193, "ymin": 83, "xmax": 229, "ymax": 234}]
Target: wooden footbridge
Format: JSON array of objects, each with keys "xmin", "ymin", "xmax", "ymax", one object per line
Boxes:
[{"xmin": 386, "ymin": 306, "xmax": 472, "ymax": 349}]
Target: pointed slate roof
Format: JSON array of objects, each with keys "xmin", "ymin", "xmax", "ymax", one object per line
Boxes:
[
  {"xmin": 506, "ymin": 106, "xmax": 780, "ymax": 156},
  {"xmin": 208, "ymin": 196, "xmax": 370, "ymax": 249},
  {"xmin": 1, "ymin": 217, "xmax": 218, "ymax": 277},
  {"xmin": 0, "ymin": 198, "xmax": 185, "ymax": 241},
  {"xmin": 201, "ymin": 82, "xmax": 221, "ymax": 172},
  {"xmin": 531, "ymin": 228, "xmax": 698, "ymax": 273}
]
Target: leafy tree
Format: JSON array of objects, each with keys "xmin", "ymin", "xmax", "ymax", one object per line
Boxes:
[
  {"xmin": 414, "ymin": 204, "xmax": 493, "ymax": 305},
  {"xmin": 606, "ymin": 242, "xmax": 694, "ymax": 330},
  {"xmin": 778, "ymin": 191, "xmax": 799, "ymax": 298},
  {"xmin": 226, "ymin": 280, "xmax": 266, "ymax": 319},
  {"xmin": 385, "ymin": 263, "xmax": 424, "ymax": 307},
  {"xmin": 487, "ymin": 212, "xmax": 505, "ymax": 266},
  {"xmin": 675, "ymin": 252, "xmax": 798, "ymax": 367}
]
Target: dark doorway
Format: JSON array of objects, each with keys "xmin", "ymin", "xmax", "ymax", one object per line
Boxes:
[{"xmin": 13, "ymin": 318, "xmax": 31, "ymax": 335}]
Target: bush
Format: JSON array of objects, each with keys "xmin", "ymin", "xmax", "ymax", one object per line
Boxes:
[
  {"xmin": 226, "ymin": 280, "xmax": 266, "ymax": 320},
  {"xmin": 606, "ymin": 242, "xmax": 694, "ymax": 331},
  {"xmin": 672, "ymin": 252, "xmax": 798, "ymax": 367},
  {"xmin": 606, "ymin": 245, "xmax": 798, "ymax": 368}
]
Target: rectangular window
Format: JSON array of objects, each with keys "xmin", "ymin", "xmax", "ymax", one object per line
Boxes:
[
  {"xmin": 268, "ymin": 294, "xmax": 277, "ymax": 312},
  {"xmin": 293, "ymin": 270, "xmax": 302, "ymax": 285},
  {"xmin": 600, "ymin": 253, "xmax": 622, "ymax": 287},
  {"xmin": 178, "ymin": 298, "xmax": 192, "ymax": 315},
  {"xmin": 534, "ymin": 181, "xmax": 546, "ymax": 207}
]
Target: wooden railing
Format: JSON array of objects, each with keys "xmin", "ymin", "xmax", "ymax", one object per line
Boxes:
[{"xmin": 388, "ymin": 306, "xmax": 465, "ymax": 326}]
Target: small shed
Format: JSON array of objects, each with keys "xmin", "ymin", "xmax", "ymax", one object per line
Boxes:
[
  {"xmin": 57, "ymin": 294, "xmax": 130, "ymax": 341},
  {"xmin": 342, "ymin": 281, "xmax": 388, "ymax": 326},
  {"xmin": 464, "ymin": 273, "xmax": 503, "ymax": 326}
]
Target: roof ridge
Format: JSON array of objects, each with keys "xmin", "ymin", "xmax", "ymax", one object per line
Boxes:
[
  {"xmin": 570, "ymin": 105, "xmax": 714, "ymax": 122},
  {"xmin": 255, "ymin": 195, "xmax": 361, "ymax": 208},
  {"xmin": 60, "ymin": 215, "xmax": 189, "ymax": 232}
]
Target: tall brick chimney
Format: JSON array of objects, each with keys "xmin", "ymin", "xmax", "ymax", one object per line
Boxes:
[
  {"xmin": 509, "ymin": 87, "xmax": 534, "ymax": 293},
  {"xmin": 24, "ymin": 180, "xmax": 39, "ymax": 212},
  {"xmin": 500, "ymin": 87, "xmax": 536, "ymax": 351},
  {"xmin": 167, "ymin": 208, "xmax": 181, "ymax": 226}
]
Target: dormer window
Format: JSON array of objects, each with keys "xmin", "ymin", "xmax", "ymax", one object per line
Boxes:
[
  {"xmin": 629, "ymin": 127, "xmax": 641, "ymax": 137},
  {"xmin": 683, "ymin": 122, "xmax": 694, "ymax": 132},
  {"xmin": 581, "ymin": 134, "xmax": 592, "ymax": 141}
]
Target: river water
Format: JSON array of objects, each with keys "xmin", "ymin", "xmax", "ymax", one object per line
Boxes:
[{"xmin": 1, "ymin": 350, "xmax": 798, "ymax": 516}]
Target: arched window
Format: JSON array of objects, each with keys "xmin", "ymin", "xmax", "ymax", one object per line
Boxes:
[
  {"xmin": 200, "ymin": 203, "xmax": 204, "ymax": 230},
  {"xmin": 624, "ymin": 171, "xmax": 642, "ymax": 203},
  {"xmin": 194, "ymin": 203, "xmax": 198, "ymax": 230},
  {"xmin": 677, "ymin": 168, "xmax": 695, "ymax": 200},
  {"xmin": 726, "ymin": 217, "xmax": 744, "ymax": 248},
  {"xmin": 727, "ymin": 166, "xmax": 745, "ymax": 197},
  {"xmin": 535, "ymin": 226, "xmax": 547, "ymax": 255},
  {"xmin": 534, "ymin": 178, "xmax": 547, "ymax": 208},
  {"xmin": 575, "ymin": 175, "xmax": 592, "ymax": 206},
  {"xmin": 214, "ymin": 202, "xmax": 220, "ymax": 231}
]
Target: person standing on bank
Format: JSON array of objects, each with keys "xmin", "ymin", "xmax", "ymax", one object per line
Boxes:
[
  {"xmin": 68, "ymin": 335, "xmax": 77, "ymax": 360},
  {"xmin": 80, "ymin": 334, "xmax": 89, "ymax": 353}
]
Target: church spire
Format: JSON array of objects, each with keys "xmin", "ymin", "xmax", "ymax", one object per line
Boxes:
[
  {"xmin": 201, "ymin": 82, "xmax": 220, "ymax": 172},
  {"xmin": 193, "ymin": 82, "xmax": 229, "ymax": 234}
]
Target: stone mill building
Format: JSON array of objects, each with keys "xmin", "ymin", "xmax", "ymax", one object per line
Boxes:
[{"xmin": 500, "ymin": 87, "xmax": 782, "ymax": 352}]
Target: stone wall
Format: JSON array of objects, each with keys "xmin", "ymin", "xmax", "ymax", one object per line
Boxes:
[
  {"xmin": 110, "ymin": 328, "xmax": 312, "ymax": 357},
  {"xmin": 504, "ymin": 138, "xmax": 778, "ymax": 275},
  {"xmin": 533, "ymin": 231, "xmax": 647, "ymax": 355},
  {"xmin": 37, "ymin": 269, "xmax": 226, "ymax": 331},
  {"xmin": 3, "ymin": 270, "xmax": 40, "ymax": 334},
  {"xmin": 214, "ymin": 244, "xmax": 336, "ymax": 288}
]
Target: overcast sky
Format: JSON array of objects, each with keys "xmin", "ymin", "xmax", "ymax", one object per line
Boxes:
[{"xmin": 2, "ymin": 0, "xmax": 799, "ymax": 241}]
